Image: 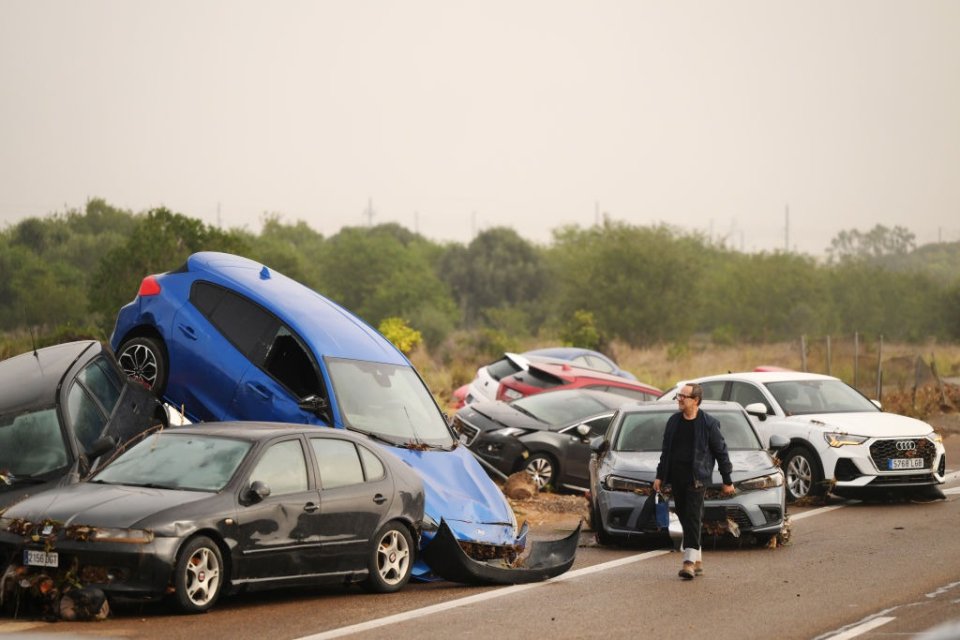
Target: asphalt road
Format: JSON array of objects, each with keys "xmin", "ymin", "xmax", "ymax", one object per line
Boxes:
[{"xmin": 3, "ymin": 435, "xmax": 959, "ymax": 640}]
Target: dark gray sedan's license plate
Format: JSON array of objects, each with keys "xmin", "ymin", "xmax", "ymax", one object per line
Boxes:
[{"xmin": 24, "ymin": 549, "xmax": 59, "ymax": 568}]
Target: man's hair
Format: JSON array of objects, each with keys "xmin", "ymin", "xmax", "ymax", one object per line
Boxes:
[{"xmin": 688, "ymin": 382, "xmax": 703, "ymax": 405}]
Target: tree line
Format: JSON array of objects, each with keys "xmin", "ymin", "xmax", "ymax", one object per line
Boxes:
[{"xmin": 1, "ymin": 199, "xmax": 958, "ymax": 357}]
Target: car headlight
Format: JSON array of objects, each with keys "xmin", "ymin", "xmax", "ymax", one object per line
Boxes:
[
  {"xmin": 824, "ymin": 432, "xmax": 869, "ymax": 448},
  {"xmin": 492, "ymin": 427, "xmax": 529, "ymax": 437},
  {"xmin": 737, "ymin": 472, "xmax": 784, "ymax": 492},
  {"xmin": 66, "ymin": 526, "xmax": 154, "ymax": 544},
  {"xmin": 602, "ymin": 475, "xmax": 652, "ymax": 494},
  {"xmin": 930, "ymin": 432, "xmax": 943, "ymax": 444}
]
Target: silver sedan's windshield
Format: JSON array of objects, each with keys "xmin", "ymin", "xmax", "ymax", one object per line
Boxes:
[
  {"xmin": 614, "ymin": 410, "xmax": 762, "ymax": 451},
  {"xmin": 94, "ymin": 434, "xmax": 252, "ymax": 491},
  {"xmin": 327, "ymin": 357, "xmax": 453, "ymax": 447},
  {"xmin": 0, "ymin": 408, "xmax": 69, "ymax": 478},
  {"xmin": 764, "ymin": 379, "xmax": 879, "ymax": 416}
]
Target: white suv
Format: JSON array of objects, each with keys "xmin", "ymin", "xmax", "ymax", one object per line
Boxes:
[{"xmin": 660, "ymin": 372, "xmax": 947, "ymax": 502}]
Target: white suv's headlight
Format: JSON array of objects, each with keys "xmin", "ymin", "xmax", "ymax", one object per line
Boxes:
[
  {"xmin": 737, "ymin": 472, "xmax": 784, "ymax": 492},
  {"xmin": 824, "ymin": 432, "xmax": 869, "ymax": 448}
]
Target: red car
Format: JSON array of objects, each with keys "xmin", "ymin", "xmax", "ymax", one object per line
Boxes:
[{"xmin": 496, "ymin": 361, "xmax": 661, "ymax": 403}]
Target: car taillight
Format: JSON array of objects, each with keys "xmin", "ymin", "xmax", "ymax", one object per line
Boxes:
[{"xmin": 138, "ymin": 275, "xmax": 162, "ymax": 297}]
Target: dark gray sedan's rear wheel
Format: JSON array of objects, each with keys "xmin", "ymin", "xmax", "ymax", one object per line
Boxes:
[
  {"xmin": 523, "ymin": 453, "xmax": 557, "ymax": 491},
  {"xmin": 174, "ymin": 536, "xmax": 224, "ymax": 613},
  {"xmin": 117, "ymin": 336, "xmax": 167, "ymax": 396},
  {"xmin": 363, "ymin": 522, "xmax": 413, "ymax": 593}
]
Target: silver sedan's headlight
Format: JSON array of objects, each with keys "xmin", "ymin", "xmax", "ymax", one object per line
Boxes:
[
  {"xmin": 737, "ymin": 472, "xmax": 784, "ymax": 492},
  {"xmin": 824, "ymin": 432, "xmax": 869, "ymax": 448},
  {"xmin": 602, "ymin": 475, "xmax": 652, "ymax": 493}
]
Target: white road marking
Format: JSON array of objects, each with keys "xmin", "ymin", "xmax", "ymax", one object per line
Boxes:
[
  {"xmin": 296, "ymin": 549, "xmax": 670, "ymax": 640},
  {"xmin": 0, "ymin": 622, "xmax": 46, "ymax": 633},
  {"xmin": 944, "ymin": 486, "xmax": 960, "ymax": 495},
  {"xmin": 789, "ymin": 504, "xmax": 848, "ymax": 521},
  {"xmin": 820, "ymin": 616, "xmax": 895, "ymax": 640}
]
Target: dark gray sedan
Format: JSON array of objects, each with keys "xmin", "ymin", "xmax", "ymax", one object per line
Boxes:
[
  {"xmin": 0, "ymin": 423, "xmax": 424, "ymax": 613},
  {"xmin": 452, "ymin": 389, "xmax": 637, "ymax": 491},
  {"xmin": 589, "ymin": 401, "xmax": 788, "ymax": 546}
]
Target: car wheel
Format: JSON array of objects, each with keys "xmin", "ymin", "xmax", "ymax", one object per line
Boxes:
[
  {"xmin": 173, "ymin": 536, "xmax": 224, "ymax": 614},
  {"xmin": 523, "ymin": 453, "xmax": 557, "ymax": 491},
  {"xmin": 782, "ymin": 446, "xmax": 824, "ymax": 502},
  {"xmin": 117, "ymin": 336, "xmax": 168, "ymax": 396},
  {"xmin": 363, "ymin": 522, "xmax": 413, "ymax": 593}
]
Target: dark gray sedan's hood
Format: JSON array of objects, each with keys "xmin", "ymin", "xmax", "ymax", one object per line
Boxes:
[
  {"xmin": 456, "ymin": 401, "xmax": 544, "ymax": 433},
  {"xmin": 2, "ymin": 482, "xmax": 212, "ymax": 528},
  {"xmin": 604, "ymin": 450, "xmax": 778, "ymax": 483}
]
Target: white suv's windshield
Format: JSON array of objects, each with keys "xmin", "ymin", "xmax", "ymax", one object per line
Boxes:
[
  {"xmin": 326, "ymin": 358, "xmax": 454, "ymax": 447},
  {"xmin": 765, "ymin": 379, "xmax": 879, "ymax": 416},
  {"xmin": 0, "ymin": 408, "xmax": 69, "ymax": 478}
]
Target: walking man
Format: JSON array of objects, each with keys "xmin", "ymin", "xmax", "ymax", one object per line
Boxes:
[{"xmin": 652, "ymin": 382, "xmax": 734, "ymax": 580}]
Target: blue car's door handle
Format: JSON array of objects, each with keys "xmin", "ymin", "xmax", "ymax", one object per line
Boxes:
[
  {"xmin": 177, "ymin": 324, "xmax": 197, "ymax": 340},
  {"xmin": 247, "ymin": 383, "xmax": 272, "ymax": 400}
]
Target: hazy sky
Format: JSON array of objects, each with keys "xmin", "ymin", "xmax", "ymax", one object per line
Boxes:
[{"xmin": 2, "ymin": 1, "xmax": 959, "ymax": 256}]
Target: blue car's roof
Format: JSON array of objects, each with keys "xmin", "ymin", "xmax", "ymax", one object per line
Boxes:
[{"xmin": 187, "ymin": 252, "xmax": 407, "ymax": 366}]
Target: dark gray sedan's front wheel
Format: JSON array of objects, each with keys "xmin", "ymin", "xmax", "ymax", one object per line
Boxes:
[
  {"xmin": 523, "ymin": 453, "xmax": 557, "ymax": 491},
  {"xmin": 363, "ymin": 522, "xmax": 413, "ymax": 593},
  {"xmin": 117, "ymin": 336, "xmax": 167, "ymax": 396},
  {"xmin": 174, "ymin": 536, "xmax": 224, "ymax": 613}
]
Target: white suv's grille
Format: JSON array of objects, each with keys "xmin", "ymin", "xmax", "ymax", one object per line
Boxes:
[{"xmin": 869, "ymin": 438, "xmax": 937, "ymax": 470}]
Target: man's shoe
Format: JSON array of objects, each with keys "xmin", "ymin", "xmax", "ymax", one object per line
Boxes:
[
  {"xmin": 678, "ymin": 562, "xmax": 695, "ymax": 580},
  {"xmin": 694, "ymin": 561, "xmax": 703, "ymax": 576}
]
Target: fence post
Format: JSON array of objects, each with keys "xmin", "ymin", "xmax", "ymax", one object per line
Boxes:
[
  {"xmin": 826, "ymin": 335, "xmax": 831, "ymax": 376},
  {"xmin": 800, "ymin": 335, "xmax": 808, "ymax": 372},
  {"xmin": 875, "ymin": 335, "xmax": 883, "ymax": 401},
  {"xmin": 854, "ymin": 332, "xmax": 859, "ymax": 388}
]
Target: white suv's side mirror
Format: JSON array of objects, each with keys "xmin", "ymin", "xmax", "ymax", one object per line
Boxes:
[{"xmin": 744, "ymin": 402, "xmax": 769, "ymax": 421}]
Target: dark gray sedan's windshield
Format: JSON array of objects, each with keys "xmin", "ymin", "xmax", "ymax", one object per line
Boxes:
[
  {"xmin": 765, "ymin": 380, "xmax": 879, "ymax": 415},
  {"xmin": 0, "ymin": 408, "xmax": 69, "ymax": 478},
  {"xmin": 511, "ymin": 392, "xmax": 616, "ymax": 427},
  {"xmin": 94, "ymin": 434, "xmax": 251, "ymax": 491},
  {"xmin": 326, "ymin": 358, "xmax": 454, "ymax": 447},
  {"xmin": 614, "ymin": 410, "xmax": 762, "ymax": 451}
]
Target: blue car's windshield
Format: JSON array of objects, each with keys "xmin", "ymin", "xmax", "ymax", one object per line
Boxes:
[
  {"xmin": 0, "ymin": 408, "xmax": 69, "ymax": 478},
  {"xmin": 326, "ymin": 357, "xmax": 454, "ymax": 447},
  {"xmin": 94, "ymin": 433, "xmax": 252, "ymax": 491}
]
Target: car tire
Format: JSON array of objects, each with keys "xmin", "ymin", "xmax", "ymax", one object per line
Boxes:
[
  {"xmin": 362, "ymin": 522, "xmax": 413, "ymax": 593},
  {"xmin": 117, "ymin": 336, "xmax": 168, "ymax": 396},
  {"xmin": 173, "ymin": 536, "xmax": 224, "ymax": 614},
  {"xmin": 523, "ymin": 453, "xmax": 557, "ymax": 491},
  {"xmin": 782, "ymin": 446, "xmax": 824, "ymax": 502}
]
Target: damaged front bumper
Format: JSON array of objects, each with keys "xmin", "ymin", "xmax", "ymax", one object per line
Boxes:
[{"xmin": 420, "ymin": 519, "xmax": 580, "ymax": 585}]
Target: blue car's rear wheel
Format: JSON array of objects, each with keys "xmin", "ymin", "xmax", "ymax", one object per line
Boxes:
[{"xmin": 117, "ymin": 336, "xmax": 168, "ymax": 396}]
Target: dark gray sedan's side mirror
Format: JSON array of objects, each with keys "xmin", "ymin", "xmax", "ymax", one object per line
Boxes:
[
  {"xmin": 248, "ymin": 480, "xmax": 271, "ymax": 502},
  {"xmin": 575, "ymin": 424, "xmax": 591, "ymax": 441},
  {"xmin": 768, "ymin": 434, "xmax": 789, "ymax": 452},
  {"xmin": 590, "ymin": 437, "xmax": 609, "ymax": 455}
]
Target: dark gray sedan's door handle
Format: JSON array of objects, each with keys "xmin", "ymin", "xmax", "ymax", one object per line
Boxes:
[
  {"xmin": 373, "ymin": 494, "xmax": 387, "ymax": 505},
  {"xmin": 304, "ymin": 502, "xmax": 319, "ymax": 513}
]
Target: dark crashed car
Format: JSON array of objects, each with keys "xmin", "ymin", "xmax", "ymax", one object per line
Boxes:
[
  {"xmin": 0, "ymin": 423, "xmax": 424, "ymax": 613},
  {"xmin": 589, "ymin": 401, "xmax": 788, "ymax": 547},
  {"xmin": 453, "ymin": 389, "xmax": 637, "ymax": 492},
  {"xmin": 0, "ymin": 341, "xmax": 166, "ymax": 510}
]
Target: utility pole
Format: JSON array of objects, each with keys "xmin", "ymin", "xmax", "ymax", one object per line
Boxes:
[
  {"xmin": 785, "ymin": 205, "xmax": 790, "ymax": 253},
  {"xmin": 363, "ymin": 198, "xmax": 375, "ymax": 227}
]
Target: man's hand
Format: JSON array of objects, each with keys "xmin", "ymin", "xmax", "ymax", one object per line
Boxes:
[
  {"xmin": 720, "ymin": 483, "xmax": 735, "ymax": 496},
  {"xmin": 653, "ymin": 478, "xmax": 662, "ymax": 493}
]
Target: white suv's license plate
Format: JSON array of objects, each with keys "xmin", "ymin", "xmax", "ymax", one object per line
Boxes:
[
  {"xmin": 889, "ymin": 458, "xmax": 925, "ymax": 470},
  {"xmin": 24, "ymin": 549, "xmax": 59, "ymax": 568}
]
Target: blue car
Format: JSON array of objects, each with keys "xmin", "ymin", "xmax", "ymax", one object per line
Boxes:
[{"xmin": 110, "ymin": 252, "xmax": 576, "ymax": 584}]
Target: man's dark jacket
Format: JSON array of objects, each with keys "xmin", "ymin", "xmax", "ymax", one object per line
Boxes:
[{"xmin": 655, "ymin": 409, "xmax": 734, "ymax": 486}]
